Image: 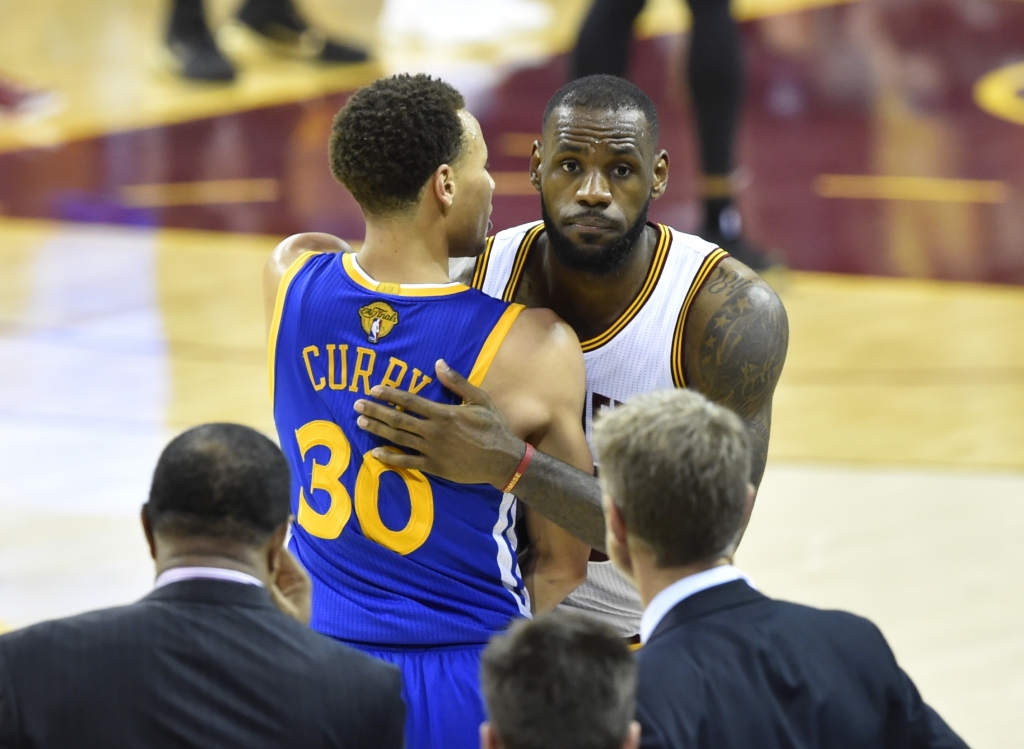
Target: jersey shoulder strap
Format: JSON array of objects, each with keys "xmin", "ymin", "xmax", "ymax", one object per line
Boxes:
[
  {"xmin": 471, "ymin": 221, "xmax": 544, "ymax": 301},
  {"xmin": 663, "ymin": 228, "xmax": 730, "ymax": 387}
]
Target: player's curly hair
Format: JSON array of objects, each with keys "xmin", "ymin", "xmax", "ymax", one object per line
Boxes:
[{"xmin": 330, "ymin": 74, "xmax": 467, "ymax": 216}]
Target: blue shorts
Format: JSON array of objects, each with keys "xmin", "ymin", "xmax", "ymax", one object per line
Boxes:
[{"xmin": 353, "ymin": 643, "xmax": 487, "ymax": 749}]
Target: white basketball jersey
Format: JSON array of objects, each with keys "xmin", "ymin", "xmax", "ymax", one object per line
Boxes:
[{"xmin": 472, "ymin": 221, "xmax": 728, "ymax": 636}]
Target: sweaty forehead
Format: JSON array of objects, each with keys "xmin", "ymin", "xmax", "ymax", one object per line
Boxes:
[
  {"xmin": 544, "ymin": 106, "xmax": 653, "ymax": 153},
  {"xmin": 456, "ymin": 109, "xmax": 486, "ymax": 161}
]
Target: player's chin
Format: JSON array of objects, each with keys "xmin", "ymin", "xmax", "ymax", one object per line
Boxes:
[
  {"xmin": 449, "ymin": 233, "xmax": 489, "ymax": 259},
  {"xmin": 568, "ymin": 232, "xmax": 624, "ymax": 254}
]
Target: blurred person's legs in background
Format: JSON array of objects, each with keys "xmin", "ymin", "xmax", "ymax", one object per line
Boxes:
[
  {"xmin": 571, "ymin": 0, "xmax": 777, "ymax": 271},
  {"xmin": 166, "ymin": 0, "xmax": 368, "ymax": 82}
]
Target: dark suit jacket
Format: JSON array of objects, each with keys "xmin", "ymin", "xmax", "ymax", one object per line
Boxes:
[
  {"xmin": 636, "ymin": 580, "xmax": 968, "ymax": 749},
  {"xmin": 0, "ymin": 579, "xmax": 405, "ymax": 749}
]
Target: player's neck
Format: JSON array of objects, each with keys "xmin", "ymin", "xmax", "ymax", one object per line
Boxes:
[
  {"xmin": 532, "ymin": 224, "xmax": 658, "ymax": 342},
  {"xmin": 357, "ymin": 213, "xmax": 451, "ymax": 286},
  {"xmin": 152, "ymin": 540, "xmax": 271, "ymax": 586}
]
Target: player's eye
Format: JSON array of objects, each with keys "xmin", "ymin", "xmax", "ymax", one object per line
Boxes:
[
  {"xmin": 561, "ymin": 161, "xmax": 580, "ymax": 173},
  {"xmin": 612, "ymin": 165, "xmax": 633, "ymax": 178}
]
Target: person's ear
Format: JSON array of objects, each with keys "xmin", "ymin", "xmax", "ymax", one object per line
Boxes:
[
  {"xmin": 739, "ymin": 483, "xmax": 755, "ymax": 537},
  {"xmin": 725, "ymin": 483, "xmax": 757, "ymax": 561},
  {"xmin": 605, "ymin": 495, "xmax": 628, "ymax": 546},
  {"xmin": 623, "ymin": 720, "xmax": 641, "ymax": 749},
  {"xmin": 651, "ymin": 149, "xmax": 669, "ymax": 200},
  {"xmin": 141, "ymin": 504, "xmax": 157, "ymax": 561},
  {"xmin": 432, "ymin": 164, "xmax": 456, "ymax": 211},
  {"xmin": 529, "ymin": 140, "xmax": 542, "ymax": 192},
  {"xmin": 480, "ymin": 721, "xmax": 502, "ymax": 749},
  {"xmin": 266, "ymin": 522, "xmax": 289, "ymax": 575}
]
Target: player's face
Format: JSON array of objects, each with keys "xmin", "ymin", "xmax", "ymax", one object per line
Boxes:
[
  {"xmin": 531, "ymin": 106, "xmax": 668, "ymax": 274},
  {"xmin": 447, "ymin": 111, "xmax": 495, "ymax": 258}
]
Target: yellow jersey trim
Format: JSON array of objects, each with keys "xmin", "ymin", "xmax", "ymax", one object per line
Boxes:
[
  {"xmin": 579, "ymin": 224, "xmax": 672, "ymax": 353},
  {"xmin": 268, "ymin": 250, "xmax": 321, "ymax": 402},
  {"xmin": 468, "ymin": 303, "xmax": 527, "ymax": 387},
  {"xmin": 342, "ymin": 253, "xmax": 470, "ymax": 297},
  {"xmin": 501, "ymin": 223, "xmax": 545, "ymax": 302},
  {"xmin": 671, "ymin": 248, "xmax": 730, "ymax": 388},
  {"xmin": 471, "ymin": 236, "xmax": 495, "ymax": 290}
]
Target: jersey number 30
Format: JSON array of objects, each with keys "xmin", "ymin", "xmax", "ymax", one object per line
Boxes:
[{"xmin": 294, "ymin": 420, "xmax": 433, "ymax": 555}]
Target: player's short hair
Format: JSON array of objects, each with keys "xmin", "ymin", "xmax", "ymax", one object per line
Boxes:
[
  {"xmin": 329, "ymin": 74, "xmax": 467, "ymax": 216},
  {"xmin": 146, "ymin": 423, "xmax": 290, "ymax": 545},
  {"xmin": 481, "ymin": 611, "xmax": 637, "ymax": 749},
  {"xmin": 542, "ymin": 74, "xmax": 659, "ymax": 142},
  {"xmin": 594, "ymin": 390, "xmax": 751, "ymax": 568}
]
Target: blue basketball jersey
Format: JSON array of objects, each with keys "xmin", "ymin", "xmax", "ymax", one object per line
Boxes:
[{"xmin": 270, "ymin": 251, "xmax": 531, "ymax": 647}]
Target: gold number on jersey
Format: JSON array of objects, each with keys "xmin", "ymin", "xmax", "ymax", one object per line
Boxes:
[
  {"xmin": 295, "ymin": 421, "xmax": 434, "ymax": 554},
  {"xmin": 356, "ymin": 449, "xmax": 434, "ymax": 555},
  {"xmin": 295, "ymin": 421, "xmax": 353, "ymax": 539}
]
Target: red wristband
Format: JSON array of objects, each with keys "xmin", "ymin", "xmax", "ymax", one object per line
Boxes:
[{"xmin": 501, "ymin": 443, "xmax": 534, "ymax": 494}]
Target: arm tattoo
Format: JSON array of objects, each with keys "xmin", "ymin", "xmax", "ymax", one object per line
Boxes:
[
  {"xmin": 689, "ymin": 266, "xmax": 789, "ymax": 487},
  {"xmin": 514, "ymin": 451, "xmax": 606, "ymax": 551}
]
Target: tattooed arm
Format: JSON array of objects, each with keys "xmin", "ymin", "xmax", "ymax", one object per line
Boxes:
[{"xmin": 682, "ymin": 258, "xmax": 789, "ymax": 488}]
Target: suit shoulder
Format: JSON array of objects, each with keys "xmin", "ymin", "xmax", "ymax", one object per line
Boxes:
[
  {"xmin": 635, "ymin": 634, "xmax": 704, "ymax": 685},
  {"xmin": 774, "ymin": 599, "xmax": 885, "ymax": 634},
  {"xmin": 767, "ymin": 600, "xmax": 896, "ymax": 663},
  {"xmin": 0, "ymin": 602, "xmax": 148, "ymax": 664},
  {"xmin": 1, "ymin": 603, "xmax": 138, "ymax": 640}
]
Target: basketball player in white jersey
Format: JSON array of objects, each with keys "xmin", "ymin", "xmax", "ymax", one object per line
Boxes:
[{"xmin": 352, "ymin": 74, "xmax": 788, "ymax": 638}]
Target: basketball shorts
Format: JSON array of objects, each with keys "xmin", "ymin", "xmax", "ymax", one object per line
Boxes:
[{"xmin": 353, "ymin": 643, "xmax": 487, "ymax": 749}]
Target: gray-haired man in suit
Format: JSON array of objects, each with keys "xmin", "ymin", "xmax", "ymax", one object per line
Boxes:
[{"xmin": 594, "ymin": 390, "xmax": 968, "ymax": 749}]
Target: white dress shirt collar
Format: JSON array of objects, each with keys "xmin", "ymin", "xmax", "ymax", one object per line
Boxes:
[
  {"xmin": 154, "ymin": 566, "xmax": 264, "ymax": 589},
  {"xmin": 639, "ymin": 564, "xmax": 755, "ymax": 644}
]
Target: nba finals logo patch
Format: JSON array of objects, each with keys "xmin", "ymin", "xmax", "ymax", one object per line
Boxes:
[{"xmin": 359, "ymin": 302, "xmax": 399, "ymax": 344}]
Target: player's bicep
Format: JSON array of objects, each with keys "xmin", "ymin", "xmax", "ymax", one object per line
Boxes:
[
  {"xmin": 527, "ymin": 320, "xmax": 592, "ymax": 475},
  {"xmin": 682, "ymin": 263, "xmax": 789, "ymax": 420},
  {"xmin": 682, "ymin": 261, "xmax": 788, "ymax": 487}
]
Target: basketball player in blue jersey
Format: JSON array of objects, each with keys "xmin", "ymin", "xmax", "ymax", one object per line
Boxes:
[
  {"xmin": 263, "ymin": 74, "xmax": 592, "ymax": 749},
  {"xmin": 349, "ymin": 75, "xmax": 789, "ymax": 640}
]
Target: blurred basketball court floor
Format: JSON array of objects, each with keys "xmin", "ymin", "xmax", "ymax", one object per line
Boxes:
[{"xmin": 1, "ymin": 0, "xmax": 1022, "ymax": 745}]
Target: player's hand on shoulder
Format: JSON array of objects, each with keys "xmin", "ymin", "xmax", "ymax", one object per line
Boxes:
[
  {"xmin": 354, "ymin": 359, "xmax": 526, "ymax": 489},
  {"xmin": 352, "ymin": 306, "xmax": 591, "ymax": 488}
]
